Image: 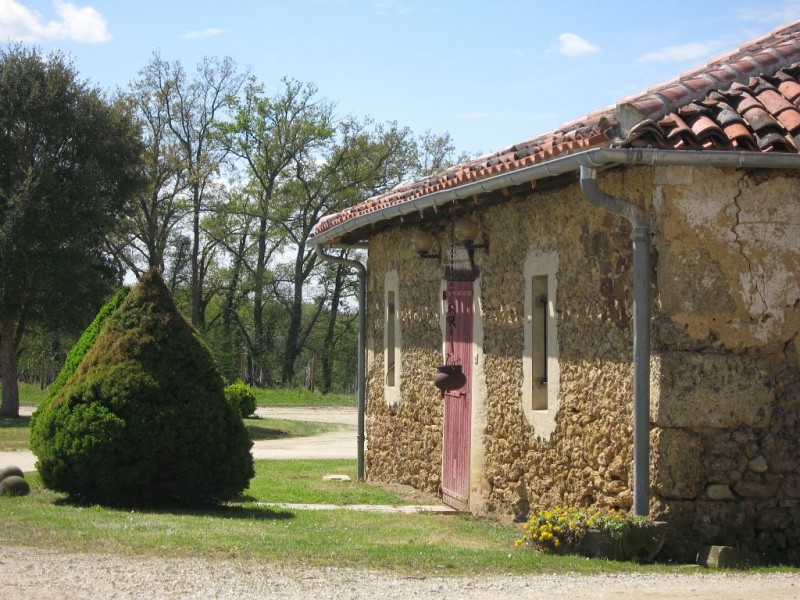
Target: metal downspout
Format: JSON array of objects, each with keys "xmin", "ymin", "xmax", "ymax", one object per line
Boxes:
[
  {"xmin": 579, "ymin": 165, "xmax": 651, "ymax": 516},
  {"xmin": 314, "ymin": 245, "xmax": 367, "ymax": 481}
]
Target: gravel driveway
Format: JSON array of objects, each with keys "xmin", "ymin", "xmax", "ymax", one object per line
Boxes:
[{"xmin": 2, "ymin": 546, "xmax": 798, "ymax": 599}]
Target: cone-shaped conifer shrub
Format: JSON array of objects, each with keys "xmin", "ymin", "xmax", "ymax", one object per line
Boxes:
[{"xmin": 30, "ymin": 270, "xmax": 254, "ymax": 504}]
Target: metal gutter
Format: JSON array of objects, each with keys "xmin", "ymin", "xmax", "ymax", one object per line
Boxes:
[
  {"xmin": 314, "ymin": 246, "xmax": 367, "ymax": 481},
  {"xmin": 311, "ymin": 146, "xmax": 800, "ymax": 515}
]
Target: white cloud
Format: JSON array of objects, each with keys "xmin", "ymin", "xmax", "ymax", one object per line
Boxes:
[
  {"xmin": 181, "ymin": 27, "xmax": 231, "ymax": 40},
  {"xmin": 556, "ymin": 33, "xmax": 599, "ymax": 57},
  {"xmin": 0, "ymin": 0, "xmax": 110, "ymax": 43},
  {"xmin": 637, "ymin": 41, "xmax": 718, "ymax": 63},
  {"xmin": 736, "ymin": 1, "xmax": 800, "ymax": 24}
]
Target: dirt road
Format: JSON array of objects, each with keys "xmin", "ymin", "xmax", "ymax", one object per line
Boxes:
[{"xmin": 1, "ymin": 546, "xmax": 798, "ymax": 599}]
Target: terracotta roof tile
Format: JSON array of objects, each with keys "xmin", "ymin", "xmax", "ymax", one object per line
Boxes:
[
  {"xmin": 778, "ymin": 78, "xmax": 800, "ymax": 102},
  {"xmin": 776, "ymin": 107, "xmax": 800, "ymax": 131},
  {"xmin": 312, "ymin": 20, "xmax": 800, "ymax": 241}
]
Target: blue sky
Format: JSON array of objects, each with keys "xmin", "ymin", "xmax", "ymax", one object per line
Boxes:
[{"xmin": 2, "ymin": 0, "xmax": 799, "ymax": 155}]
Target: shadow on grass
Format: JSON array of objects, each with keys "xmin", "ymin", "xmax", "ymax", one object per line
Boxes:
[
  {"xmin": 245, "ymin": 424, "xmax": 291, "ymax": 441},
  {"xmin": 0, "ymin": 415, "xmax": 31, "ymax": 428},
  {"xmin": 54, "ymin": 495, "xmax": 295, "ymax": 521}
]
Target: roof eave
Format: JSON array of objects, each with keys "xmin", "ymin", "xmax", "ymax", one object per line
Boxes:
[{"xmin": 310, "ymin": 147, "xmax": 800, "ymax": 247}]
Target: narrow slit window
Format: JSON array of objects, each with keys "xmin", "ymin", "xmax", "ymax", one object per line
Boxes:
[
  {"xmin": 531, "ymin": 275, "xmax": 548, "ymax": 410},
  {"xmin": 386, "ymin": 290, "xmax": 396, "ymax": 387},
  {"xmin": 522, "ymin": 251, "xmax": 559, "ymax": 438}
]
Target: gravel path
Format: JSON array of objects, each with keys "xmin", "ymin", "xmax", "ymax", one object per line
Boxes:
[{"xmin": 1, "ymin": 546, "xmax": 798, "ymax": 599}]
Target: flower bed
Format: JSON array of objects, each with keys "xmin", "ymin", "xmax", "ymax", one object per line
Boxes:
[{"xmin": 516, "ymin": 506, "xmax": 667, "ymax": 562}]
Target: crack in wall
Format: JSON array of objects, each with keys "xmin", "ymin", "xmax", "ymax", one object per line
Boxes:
[{"xmin": 730, "ymin": 176, "xmax": 768, "ymax": 315}]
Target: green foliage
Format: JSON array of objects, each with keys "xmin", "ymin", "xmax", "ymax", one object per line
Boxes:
[
  {"xmin": 48, "ymin": 288, "xmax": 130, "ymax": 400},
  {"xmin": 517, "ymin": 506, "xmax": 652, "ymax": 554},
  {"xmin": 30, "ymin": 270, "xmax": 253, "ymax": 505},
  {"xmin": 0, "ymin": 45, "xmax": 144, "ymax": 415},
  {"xmin": 224, "ymin": 381, "xmax": 257, "ymax": 418}
]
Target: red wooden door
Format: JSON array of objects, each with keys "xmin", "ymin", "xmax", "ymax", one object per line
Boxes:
[{"xmin": 441, "ymin": 280, "xmax": 473, "ymax": 510}]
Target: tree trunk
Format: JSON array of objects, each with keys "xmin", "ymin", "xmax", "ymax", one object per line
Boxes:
[
  {"xmin": 320, "ymin": 261, "xmax": 346, "ymax": 393},
  {"xmin": 282, "ymin": 258, "xmax": 305, "ymax": 386},
  {"xmin": 220, "ymin": 233, "xmax": 246, "ymax": 380},
  {"xmin": 253, "ymin": 215, "xmax": 268, "ymax": 365},
  {"xmin": 190, "ymin": 186, "xmax": 203, "ymax": 328},
  {"xmin": 0, "ymin": 322, "xmax": 20, "ymax": 417}
]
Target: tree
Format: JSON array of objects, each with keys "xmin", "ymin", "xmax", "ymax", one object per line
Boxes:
[
  {"xmin": 151, "ymin": 54, "xmax": 245, "ymax": 329},
  {"xmin": 0, "ymin": 46, "xmax": 143, "ymax": 417},
  {"xmin": 215, "ymin": 78, "xmax": 334, "ymax": 377},
  {"xmin": 274, "ymin": 117, "xmax": 416, "ymax": 384},
  {"xmin": 106, "ymin": 65, "xmax": 190, "ymax": 278},
  {"xmin": 414, "ymin": 130, "xmax": 471, "ymax": 177}
]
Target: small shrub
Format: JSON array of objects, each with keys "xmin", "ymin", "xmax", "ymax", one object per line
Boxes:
[
  {"xmin": 516, "ymin": 506, "xmax": 651, "ymax": 554},
  {"xmin": 224, "ymin": 381, "xmax": 257, "ymax": 419}
]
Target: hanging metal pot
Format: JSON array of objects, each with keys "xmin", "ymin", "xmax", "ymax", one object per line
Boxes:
[{"xmin": 434, "ymin": 364, "xmax": 466, "ymax": 392}]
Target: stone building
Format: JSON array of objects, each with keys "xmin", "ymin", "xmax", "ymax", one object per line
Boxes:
[{"xmin": 310, "ymin": 22, "xmax": 800, "ymax": 561}]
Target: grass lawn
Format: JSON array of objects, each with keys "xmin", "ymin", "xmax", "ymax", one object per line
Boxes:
[
  {"xmin": 0, "ymin": 415, "xmax": 30, "ymax": 451},
  {"xmin": 3, "ymin": 381, "xmax": 50, "ymax": 407},
  {"xmin": 0, "ymin": 460, "xmax": 688, "ymax": 575},
  {"xmin": 253, "ymin": 387, "xmax": 356, "ymax": 408},
  {"xmin": 244, "ymin": 418, "xmax": 339, "ymax": 440},
  {"xmin": 6, "ymin": 382, "xmax": 357, "ymax": 409}
]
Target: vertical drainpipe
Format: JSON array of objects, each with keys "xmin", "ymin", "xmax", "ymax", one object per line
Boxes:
[
  {"xmin": 314, "ymin": 245, "xmax": 367, "ymax": 481},
  {"xmin": 579, "ymin": 165, "xmax": 651, "ymax": 516}
]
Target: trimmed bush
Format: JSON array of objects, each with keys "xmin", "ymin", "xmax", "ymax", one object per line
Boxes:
[
  {"xmin": 30, "ymin": 270, "xmax": 254, "ymax": 505},
  {"xmin": 224, "ymin": 381, "xmax": 257, "ymax": 419},
  {"xmin": 30, "ymin": 288, "xmax": 130, "ymax": 436},
  {"xmin": 49, "ymin": 287, "xmax": 130, "ymax": 399}
]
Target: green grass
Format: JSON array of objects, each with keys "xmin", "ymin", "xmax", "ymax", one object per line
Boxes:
[
  {"xmin": 244, "ymin": 417, "xmax": 339, "ymax": 440},
  {"xmin": 8, "ymin": 383, "xmax": 358, "ymax": 409},
  {"xmin": 0, "ymin": 463, "xmax": 692, "ymax": 575},
  {"xmin": 244, "ymin": 459, "xmax": 404, "ymax": 505},
  {"xmin": 1, "ymin": 381, "xmax": 50, "ymax": 407},
  {"xmin": 253, "ymin": 387, "xmax": 356, "ymax": 408},
  {"xmin": 0, "ymin": 415, "xmax": 30, "ymax": 451}
]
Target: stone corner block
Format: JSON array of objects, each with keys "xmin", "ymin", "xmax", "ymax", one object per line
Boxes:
[
  {"xmin": 652, "ymin": 352, "xmax": 772, "ymax": 429},
  {"xmin": 696, "ymin": 545, "xmax": 763, "ymax": 569}
]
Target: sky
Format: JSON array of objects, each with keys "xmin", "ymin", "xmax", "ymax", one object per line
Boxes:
[{"xmin": 1, "ymin": 0, "xmax": 799, "ymax": 156}]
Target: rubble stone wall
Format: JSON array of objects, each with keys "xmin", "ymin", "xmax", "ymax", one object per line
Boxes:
[{"xmin": 364, "ymin": 165, "xmax": 800, "ymax": 562}]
